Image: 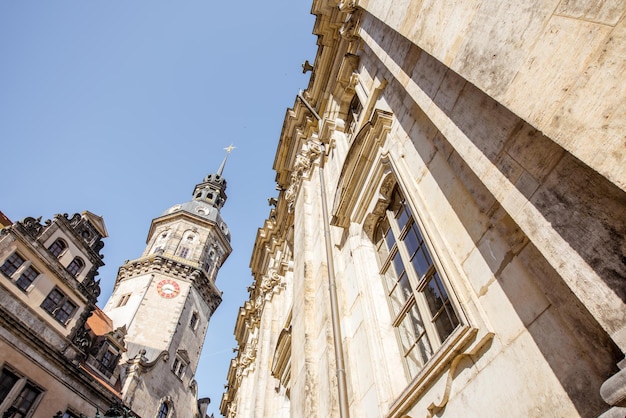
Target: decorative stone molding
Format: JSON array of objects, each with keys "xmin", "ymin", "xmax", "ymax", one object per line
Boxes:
[
  {"xmin": 235, "ymin": 337, "xmax": 258, "ymax": 385},
  {"xmin": 259, "ymin": 269, "xmax": 285, "ymax": 299},
  {"xmin": 126, "ymin": 349, "xmax": 169, "ymax": 375},
  {"xmin": 285, "ymin": 140, "xmax": 323, "ymax": 212},
  {"xmin": 338, "ymin": 0, "xmax": 358, "ymax": 12},
  {"xmin": 331, "ymin": 109, "xmax": 393, "ymax": 228},
  {"xmin": 339, "ymin": 8, "xmax": 361, "ymax": 41},
  {"xmin": 426, "ymin": 332, "xmax": 494, "ymax": 417}
]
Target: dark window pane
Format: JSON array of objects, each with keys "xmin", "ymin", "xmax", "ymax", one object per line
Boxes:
[
  {"xmin": 41, "ymin": 289, "xmax": 63, "ymax": 313},
  {"xmin": 391, "ymin": 251, "xmax": 404, "ymax": 281},
  {"xmin": 56, "ymin": 300, "xmax": 76, "ymax": 324},
  {"xmin": 424, "ymin": 278, "xmax": 444, "ymax": 315},
  {"xmin": 12, "ymin": 382, "xmax": 41, "ymax": 415},
  {"xmin": 0, "ymin": 369, "xmax": 19, "ymax": 403},
  {"xmin": 157, "ymin": 403, "xmax": 169, "ymax": 418},
  {"xmin": 434, "ymin": 308, "xmax": 456, "ymax": 341},
  {"xmin": 15, "ymin": 266, "xmax": 38, "ymax": 290},
  {"xmin": 48, "ymin": 239, "xmax": 67, "ymax": 258},
  {"xmin": 0, "ymin": 253, "xmax": 25, "ymax": 277},
  {"xmin": 404, "ymin": 227, "xmax": 419, "ymax": 258},
  {"xmin": 411, "ymin": 249, "xmax": 431, "ymax": 278},
  {"xmin": 395, "ymin": 205, "xmax": 409, "ymax": 231},
  {"xmin": 67, "ymin": 258, "xmax": 84, "ymax": 277}
]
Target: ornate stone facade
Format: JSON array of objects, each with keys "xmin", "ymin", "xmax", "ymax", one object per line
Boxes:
[
  {"xmin": 222, "ymin": 1, "xmax": 626, "ymax": 417},
  {"xmin": 0, "ymin": 212, "xmax": 128, "ymax": 417}
]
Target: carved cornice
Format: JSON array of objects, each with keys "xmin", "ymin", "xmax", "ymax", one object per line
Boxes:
[{"xmin": 117, "ymin": 256, "xmax": 222, "ymax": 313}]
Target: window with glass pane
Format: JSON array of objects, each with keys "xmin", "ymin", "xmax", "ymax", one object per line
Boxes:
[
  {"xmin": 48, "ymin": 239, "xmax": 67, "ymax": 258},
  {"xmin": 67, "ymin": 257, "xmax": 84, "ymax": 277},
  {"xmin": 0, "ymin": 253, "xmax": 25, "ymax": 277},
  {"xmin": 0, "ymin": 368, "xmax": 19, "ymax": 404},
  {"xmin": 41, "ymin": 289, "xmax": 77, "ymax": 325},
  {"xmin": 11, "ymin": 382, "xmax": 41, "ymax": 418},
  {"xmin": 15, "ymin": 266, "xmax": 39, "ymax": 291},
  {"xmin": 157, "ymin": 402, "xmax": 169, "ymax": 418},
  {"xmin": 374, "ymin": 186, "xmax": 460, "ymax": 374},
  {"xmin": 98, "ymin": 349, "xmax": 119, "ymax": 376}
]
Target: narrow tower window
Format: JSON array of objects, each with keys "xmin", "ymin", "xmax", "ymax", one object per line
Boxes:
[
  {"xmin": 117, "ymin": 293, "xmax": 131, "ymax": 307},
  {"xmin": 189, "ymin": 312, "xmax": 199, "ymax": 331},
  {"xmin": 156, "ymin": 402, "xmax": 169, "ymax": 418}
]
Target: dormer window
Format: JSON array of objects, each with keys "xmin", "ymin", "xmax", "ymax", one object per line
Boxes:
[
  {"xmin": 97, "ymin": 348, "xmax": 120, "ymax": 377},
  {"xmin": 48, "ymin": 239, "xmax": 68, "ymax": 258},
  {"xmin": 67, "ymin": 257, "xmax": 84, "ymax": 277}
]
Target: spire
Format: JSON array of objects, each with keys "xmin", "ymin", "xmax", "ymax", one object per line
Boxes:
[
  {"xmin": 217, "ymin": 144, "xmax": 236, "ymax": 177},
  {"xmin": 190, "ymin": 145, "xmax": 235, "ymax": 211}
]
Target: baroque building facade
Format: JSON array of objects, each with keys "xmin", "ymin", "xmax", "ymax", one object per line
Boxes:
[
  {"xmin": 0, "ymin": 211, "xmax": 126, "ymax": 417},
  {"xmin": 0, "ymin": 154, "xmax": 233, "ymax": 418},
  {"xmin": 221, "ymin": 1, "xmax": 625, "ymax": 417}
]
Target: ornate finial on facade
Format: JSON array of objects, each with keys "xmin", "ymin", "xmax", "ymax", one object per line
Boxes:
[{"xmin": 217, "ymin": 144, "xmax": 236, "ymax": 177}]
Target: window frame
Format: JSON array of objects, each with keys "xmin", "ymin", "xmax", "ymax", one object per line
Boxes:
[
  {"xmin": 117, "ymin": 294, "xmax": 131, "ymax": 307},
  {"xmin": 0, "ymin": 253, "xmax": 25, "ymax": 278},
  {"xmin": 0, "ymin": 366, "xmax": 44, "ymax": 418},
  {"xmin": 171, "ymin": 357, "xmax": 186, "ymax": 379},
  {"xmin": 47, "ymin": 239, "xmax": 68, "ymax": 259},
  {"xmin": 374, "ymin": 185, "xmax": 463, "ymax": 377},
  {"xmin": 156, "ymin": 402, "xmax": 169, "ymax": 418},
  {"xmin": 40, "ymin": 288, "xmax": 78, "ymax": 325},
  {"xmin": 66, "ymin": 257, "xmax": 84, "ymax": 277},
  {"xmin": 14, "ymin": 265, "xmax": 39, "ymax": 292},
  {"xmin": 97, "ymin": 348, "xmax": 120, "ymax": 378}
]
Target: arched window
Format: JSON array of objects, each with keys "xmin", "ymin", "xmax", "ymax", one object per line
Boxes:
[
  {"xmin": 67, "ymin": 257, "xmax": 84, "ymax": 277},
  {"xmin": 48, "ymin": 239, "xmax": 67, "ymax": 258},
  {"xmin": 156, "ymin": 402, "xmax": 169, "ymax": 418},
  {"xmin": 374, "ymin": 185, "xmax": 460, "ymax": 376}
]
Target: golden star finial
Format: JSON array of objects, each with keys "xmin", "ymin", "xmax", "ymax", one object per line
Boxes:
[{"xmin": 224, "ymin": 144, "xmax": 236, "ymax": 154}]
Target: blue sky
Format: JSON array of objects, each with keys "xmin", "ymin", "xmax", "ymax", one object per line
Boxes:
[{"xmin": 0, "ymin": 2, "xmax": 316, "ymax": 416}]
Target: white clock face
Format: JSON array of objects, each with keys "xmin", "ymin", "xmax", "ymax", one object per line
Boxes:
[{"xmin": 157, "ymin": 279, "xmax": 180, "ymax": 298}]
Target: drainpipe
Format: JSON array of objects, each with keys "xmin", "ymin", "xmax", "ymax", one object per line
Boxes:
[{"xmin": 297, "ymin": 92, "xmax": 350, "ymax": 418}]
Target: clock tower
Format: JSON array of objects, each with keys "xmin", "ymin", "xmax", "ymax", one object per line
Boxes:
[{"xmin": 103, "ymin": 149, "xmax": 233, "ymax": 418}]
